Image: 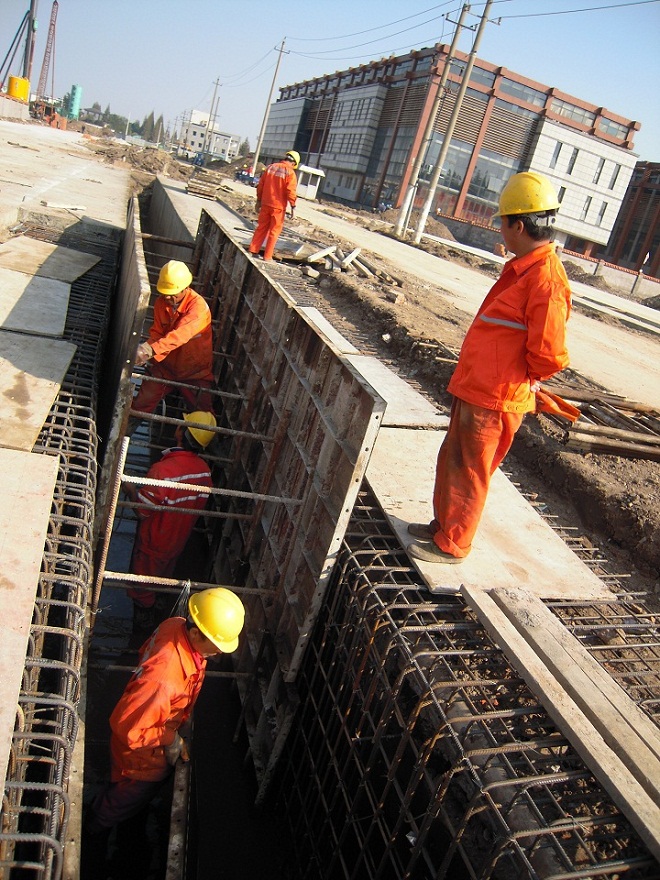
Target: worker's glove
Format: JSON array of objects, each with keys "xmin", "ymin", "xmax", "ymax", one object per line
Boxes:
[
  {"xmin": 530, "ymin": 379, "xmax": 542, "ymax": 394},
  {"xmin": 255, "ymin": 200, "xmax": 261, "ymax": 213},
  {"xmin": 288, "ymin": 206, "xmax": 295, "ymax": 219},
  {"xmin": 164, "ymin": 732, "xmax": 190, "ymax": 766},
  {"xmin": 135, "ymin": 342, "xmax": 153, "ymax": 367}
]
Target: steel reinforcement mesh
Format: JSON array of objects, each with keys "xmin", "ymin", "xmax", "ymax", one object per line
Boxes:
[
  {"xmin": 0, "ymin": 224, "xmax": 119, "ymax": 879},
  {"xmin": 276, "ymin": 486, "xmax": 660, "ymax": 880}
]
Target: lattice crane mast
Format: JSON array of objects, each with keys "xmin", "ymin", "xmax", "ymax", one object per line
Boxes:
[{"xmin": 37, "ymin": 1, "xmax": 58, "ymax": 99}]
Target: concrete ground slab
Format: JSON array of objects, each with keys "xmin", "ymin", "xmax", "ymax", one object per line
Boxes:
[
  {"xmin": 0, "ymin": 448, "xmax": 59, "ymax": 793},
  {"xmin": 366, "ymin": 426, "xmax": 613, "ymax": 600}
]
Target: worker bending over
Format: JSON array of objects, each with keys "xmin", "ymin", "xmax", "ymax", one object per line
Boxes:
[
  {"xmin": 131, "ymin": 260, "xmax": 214, "ymax": 422},
  {"xmin": 83, "ymin": 588, "xmax": 245, "ymax": 875},
  {"xmin": 125, "ymin": 411, "xmax": 216, "ymax": 628},
  {"xmin": 407, "ymin": 172, "xmax": 571, "ymax": 564},
  {"xmin": 248, "ymin": 149, "xmax": 299, "ymax": 262}
]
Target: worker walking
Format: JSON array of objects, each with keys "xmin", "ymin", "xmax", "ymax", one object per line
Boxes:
[
  {"xmin": 248, "ymin": 150, "xmax": 299, "ymax": 262},
  {"xmin": 125, "ymin": 411, "xmax": 216, "ymax": 626},
  {"xmin": 407, "ymin": 172, "xmax": 571, "ymax": 564},
  {"xmin": 82, "ymin": 588, "xmax": 245, "ymax": 878},
  {"xmin": 131, "ymin": 260, "xmax": 214, "ymax": 421}
]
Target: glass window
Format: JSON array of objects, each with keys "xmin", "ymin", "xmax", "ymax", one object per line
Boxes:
[
  {"xmin": 609, "ymin": 164, "xmax": 621, "ymax": 189},
  {"xmin": 415, "ymin": 56, "xmax": 433, "ymax": 73},
  {"xmin": 499, "ymin": 78, "xmax": 546, "ymax": 107},
  {"xmin": 557, "ymin": 186, "xmax": 566, "ymax": 203},
  {"xmin": 469, "ymin": 67, "xmax": 496, "ymax": 88},
  {"xmin": 566, "ymin": 147, "xmax": 579, "ymax": 175},
  {"xmin": 550, "ymin": 141, "xmax": 562, "ymax": 169},
  {"xmin": 597, "ymin": 117, "xmax": 628, "ymax": 140},
  {"xmin": 493, "ymin": 98, "xmax": 537, "ymax": 119},
  {"xmin": 593, "ymin": 157, "xmax": 605, "ymax": 184},
  {"xmin": 580, "ymin": 196, "xmax": 592, "ymax": 221},
  {"xmin": 596, "ymin": 201, "xmax": 608, "ymax": 226},
  {"xmin": 550, "ymin": 98, "xmax": 595, "ymax": 126}
]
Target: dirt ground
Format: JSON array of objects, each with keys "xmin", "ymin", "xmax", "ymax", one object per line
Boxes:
[{"xmin": 103, "ymin": 140, "xmax": 660, "ymax": 596}]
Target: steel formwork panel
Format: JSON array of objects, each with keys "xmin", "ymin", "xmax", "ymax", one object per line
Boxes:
[{"xmin": 192, "ymin": 212, "xmax": 385, "ymax": 796}]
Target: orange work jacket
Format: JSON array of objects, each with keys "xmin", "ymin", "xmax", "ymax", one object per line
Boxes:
[
  {"xmin": 448, "ymin": 243, "xmax": 571, "ymax": 413},
  {"xmin": 109, "ymin": 618, "xmax": 206, "ymax": 781},
  {"xmin": 256, "ymin": 161, "xmax": 297, "ymax": 210},
  {"xmin": 148, "ymin": 288, "xmax": 213, "ymax": 381}
]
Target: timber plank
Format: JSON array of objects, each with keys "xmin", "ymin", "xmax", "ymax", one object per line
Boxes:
[
  {"xmin": 0, "ymin": 449, "xmax": 59, "ymax": 794},
  {"xmin": 0, "ymin": 266, "xmax": 70, "ymax": 337},
  {"xmin": 0, "ymin": 235, "xmax": 99, "ymax": 281},
  {"xmin": 0, "ymin": 330, "xmax": 77, "ymax": 450},
  {"xmin": 462, "ymin": 584, "xmax": 660, "ymax": 863},
  {"xmin": 492, "ymin": 588, "xmax": 660, "ymax": 798}
]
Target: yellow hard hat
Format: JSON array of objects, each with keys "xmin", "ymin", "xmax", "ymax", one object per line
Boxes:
[
  {"xmin": 494, "ymin": 172, "xmax": 560, "ymax": 217},
  {"xmin": 157, "ymin": 260, "xmax": 193, "ymax": 295},
  {"xmin": 188, "ymin": 588, "xmax": 245, "ymax": 653},
  {"xmin": 183, "ymin": 411, "xmax": 216, "ymax": 449},
  {"xmin": 285, "ymin": 150, "xmax": 300, "ymax": 168}
]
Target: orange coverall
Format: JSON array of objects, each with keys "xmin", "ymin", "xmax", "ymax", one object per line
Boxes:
[
  {"xmin": 132, "ymin": 287, "xmax": 214, "ymax": 414},
  {"xmin": 429, "ymin": 243, "xmax": 571, "ymax": 557},
  {"xmin": 109, "ymin": 617, "xmax": 206, "ymax": 782},
  {"xmin": 127, "ymin": 447, "xmax": 212, "ymax": 609},
  {"xmin": 249, "ymin": 161, "xmax": 297, "ymax": 260}
]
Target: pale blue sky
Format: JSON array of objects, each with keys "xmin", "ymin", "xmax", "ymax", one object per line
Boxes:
[{"xmin": 2, "ymin": 0, "xmax": 659, "ymax": 160}]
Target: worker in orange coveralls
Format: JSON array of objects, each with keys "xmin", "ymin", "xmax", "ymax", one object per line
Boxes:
[
  {"xmin": 248, "ymin": 149, "xmax": 299, "ymax": 262},
  {"xmin": 407, "ymin": 172, "xmax": 571, "ymax": 565},
  {"xmin": 82, "ymin": 588, "xmax": 245, "ymax": 877},
  {"xmin": 131, "ymin": 260, "xmax": 214, "ymax": 420},
  {"xmin": 124, "ymin": 411, "xmax": 216, "ymax": 627}
]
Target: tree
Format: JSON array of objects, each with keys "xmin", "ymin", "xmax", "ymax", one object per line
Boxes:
[
  {"xmin": 239, "ymin": 138, "xmax": 250, "ymax": 157},
  {"xmin": 103, "ymin": 104, "xmax": 111, "ymax": 122},
  {"xmin": 154, "ymin": 114, "xmax": 165, "ymax": 145}
]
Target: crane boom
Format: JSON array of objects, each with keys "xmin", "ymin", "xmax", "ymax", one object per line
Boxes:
[{"xmin": 37, "ymin": 1, "xmax": 58, "ymax": 99}]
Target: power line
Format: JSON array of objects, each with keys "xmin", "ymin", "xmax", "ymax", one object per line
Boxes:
[
  {"xmin": 287, "ymin": 1, "xmax": 456, "ymax": 42},
  {"xmin": 496, "ymin": 0, "xmax": 659, "ymax": 19}
]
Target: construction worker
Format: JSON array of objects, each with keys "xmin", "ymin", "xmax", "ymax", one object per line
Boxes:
[
  {"xmin": 82, "ymin": 588, "xmax": 245, "ymax": 875},
  {"xmin": 131, "ymin": 260, "xmax": 214, "ymax": 421},
  {"xmin": 248, "ymin": 149, "xmax": 300, "ymax": 262},
  {"xmin": 125, "ymin": 411, "xmax": 216, "ymax": 625},
  {"xmin": 407, "ymin": 172, "xmax": 571, "ymax": 564}
]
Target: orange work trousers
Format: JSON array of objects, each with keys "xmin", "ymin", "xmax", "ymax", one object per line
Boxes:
[
  {"xmin": 430, "ymin": 398, "xmax": 524, "ymax": 557},
  {"xmin": 249, "ymin": 204, "xmax": 286, "ymax": 261}
]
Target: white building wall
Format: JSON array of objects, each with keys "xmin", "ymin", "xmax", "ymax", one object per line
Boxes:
[
  {"xmin": 179, "ymin": 109, "xmax": 240, "ymax": 161},
  {"xmin": 528, "ymin": 119, "xmax": 637, "ymax": 247}
]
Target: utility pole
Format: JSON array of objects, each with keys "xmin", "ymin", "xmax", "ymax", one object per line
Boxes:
[
  {"xmin": 413, "ymin": 0, "xmax": 493, "ymax": 244},
  {"xmin": 23, "ymin": 0, "xmax": 38, "ymax": 82},
  {"xmin": 395, "ymin": 4, "xmax": 469, "ymax": 238},
  {"xmin": 252, "ymin": 38, "xmax": 287, "ymax": 176},
  {"xmin": 201, "ymin": 78, "xmax": 220, "ymax": 161}
]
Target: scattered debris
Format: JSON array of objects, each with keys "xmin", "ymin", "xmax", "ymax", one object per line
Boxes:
[
  {"xmin": 305, "ymin": 243, "xmax": 404, "ymax": 286},
  {"xmin": 186, "ymin": 167, "xmax": 228, "ymax": 200}
]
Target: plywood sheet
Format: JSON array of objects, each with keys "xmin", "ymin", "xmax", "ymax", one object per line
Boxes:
[
  {"xmin": 366, "ymin": 426, "xmax": 612, "ymax": 600},
  {"xmin": 0, "ymin": 266, "xmax": 70, "ymax": 336},
  {"xmin": 0, "ymin": 235, "xmax": 100, "ymax": 282},
  {"xmin": 346, "ymin": 355, "xmax": 449, "ymax": 428},
  {"xmin": 0, "ymin": 449, "xmax": 59, "ymax": 793},
  {"xmin": 298, "ymin": 307, "xmax": 360, "ymax": 355},
  {"xmin": 0, "ymin": 330, "xmax": 77, "ymax": 450}
]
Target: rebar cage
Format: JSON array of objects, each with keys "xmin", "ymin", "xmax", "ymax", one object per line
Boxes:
[
  {"xmin": 0, "ymin": 221, "xmax": 120, "ymax": 879},
  {"xmin": 276, "ymin": 485, "xmax": 660, "ymax": 880}
]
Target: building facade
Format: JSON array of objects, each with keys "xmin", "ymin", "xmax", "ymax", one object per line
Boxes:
[
  {"xmin": 261, "ymin": 45, "xmax": 641, "ymax": 254},
  {"xmin": 178, "ymin": 109, "xmax": 241, "ymax": 163},
  {"xmin": 602, "ymin": 161, "xmax": 660, "ymax": 278}
]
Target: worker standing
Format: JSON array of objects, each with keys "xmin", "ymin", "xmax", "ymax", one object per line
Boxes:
[
  {"xmin": 82, "ymin": 588, "xmax": 245, "ymax": 877},
  {"xmin": 248, "ymin": 150, "xmax": 299, "ymax": 262},
  {"xmin": 407, "ymin": 172, "xmax": 571, "ymax": 564},
  {"xmin": 125, "ymin": 411, "xmax": 216, "ymax": 627},
  {"xmin": 131, "ymin": 260, "xmax": 214, "ymax": 422}
]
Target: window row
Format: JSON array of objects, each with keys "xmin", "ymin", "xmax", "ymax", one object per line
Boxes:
[{"xmin": 549, "ymin": 141, "xmax": 621, "ymax": 188}]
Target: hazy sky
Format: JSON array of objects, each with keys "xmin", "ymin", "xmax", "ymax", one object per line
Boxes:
[{"xmin": 2, "ymin": 0, "xmax": 659, "ymax": 160}]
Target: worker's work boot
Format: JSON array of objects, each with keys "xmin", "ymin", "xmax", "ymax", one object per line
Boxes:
[
  {"xmin": 407, "ymin": 542, "xmax": 464, "ymax": 564},
  {"xmin": 407, "ymin": 522, "xmax": 434, "ymax": 540}
]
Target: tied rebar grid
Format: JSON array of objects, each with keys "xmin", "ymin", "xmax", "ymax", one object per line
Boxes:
[
  {"xmin": 0, "ymin": 225, "xmax": 117, "ymax": 879},
  {"xmin": 277, "ymin": 486, "xmax": 660, "ymax": 880}
]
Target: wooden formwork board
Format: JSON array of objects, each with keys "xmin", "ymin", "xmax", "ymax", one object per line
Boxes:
[
  {"xmin": 463, "ymin": 585, "xmax": 660, "ymax": 863},
  {"xmin": 0, "ymin": 449, "xmax": 59, "ymax": 794},
  {"xmin": 194, "ymin": 212, "xmax": 385, "ymax": 687},
  {"xmin": 0, "ymin": 329, "xmax": 77, "ymax": 451},
  {"xmin": 0, "ymin": 266, "xmax": 70, "ymax": 337},
  {"xmin": 0, "ymin": 235, "xmax": 100, "ymax": 282}
]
